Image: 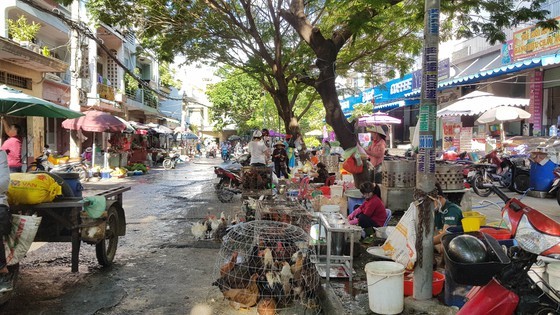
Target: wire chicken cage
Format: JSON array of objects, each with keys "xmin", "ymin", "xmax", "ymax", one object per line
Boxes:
[{"xmin": 211, "ymin": 220, "xmax": 321, "ymax": 314}]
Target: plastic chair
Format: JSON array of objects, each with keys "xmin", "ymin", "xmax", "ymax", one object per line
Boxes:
[
  {"xmin": 325, "ymin": 175, "xmax": 336, "ymax": 186},
  {"xmin": 383, "ymin": 208, "xmax": 392, "ymax": 227}
]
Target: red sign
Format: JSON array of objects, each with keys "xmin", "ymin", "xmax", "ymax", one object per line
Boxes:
[{"xmin": 529, "ymin": 70, "xmax": 543, "ymax": 132}]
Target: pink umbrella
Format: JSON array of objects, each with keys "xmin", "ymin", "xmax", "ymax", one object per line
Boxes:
[
  {"xmin": 62, "ymin": 110, "xmax": 126, "ymax": 133},
  {"xmin": 62, "ymin": 110, "xmax": 126, "ymax": 168},
  {"xmin": 357, "ymin": 112, "xmax": 402, "ymax": 126}
]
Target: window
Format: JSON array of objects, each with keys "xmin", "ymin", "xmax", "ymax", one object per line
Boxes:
[{"xmin": 0, "ymin": 71, "xmax": 32, "ymax": 90}]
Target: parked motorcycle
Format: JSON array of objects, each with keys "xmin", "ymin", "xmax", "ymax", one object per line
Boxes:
[
  {"xmin": 27, "ymin": 146, "xmax": 54, "ymax": 172},
  {"xmin": 214, "ymin": 165, "xmax": 242, "ymax": 203},
  {"xmin": 470, "ymin": 151, "xmax": 530, "ymax": 196},
  {"xmin": 548, "ymin": 166, "xmax": 560, "ymax": 206},
  {"xmin": 50, "ymin": 159, "xmax": 90, "ymax": 182},
  {"xmin": 163, "ymin": 152, "xmax": 181, "ymax": 170},
  {"xmin": 455, "ymin": 184, "xmax": 560, "ymax": 314}
]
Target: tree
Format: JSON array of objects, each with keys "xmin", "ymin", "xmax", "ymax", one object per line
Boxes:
[{"xmin": 57, "ymin": 0, "xmax": 555, "ymax": 184}]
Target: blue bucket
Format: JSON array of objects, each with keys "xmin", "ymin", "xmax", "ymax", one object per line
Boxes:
[
  {"xmin": 530, "ymin": 159, "xmax": 557, "ymax": 191},
  {"xmin": 57, "ymin": 172, "xmax": 83, "ymax": 197}
]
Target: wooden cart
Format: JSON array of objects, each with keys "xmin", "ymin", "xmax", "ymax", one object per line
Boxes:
[{"xmin": 10, "ymin": 186, "xmax": 131, "ymax": 272}]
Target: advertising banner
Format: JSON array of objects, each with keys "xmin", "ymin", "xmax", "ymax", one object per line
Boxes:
[{"xmin": 513, "ymin": 16, "xmax": 560, "ymax": 60}]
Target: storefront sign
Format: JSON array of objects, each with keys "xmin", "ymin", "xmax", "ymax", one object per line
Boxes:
[
  {"xmin": 513, "ymin": 16, "xmax": 560, "ymax": 60},
  {"xmin": 442, "ymin": 116, "xmax": 462, "ymax": 151},
  {"xmin": 459, "ymin": 127, "xmax": 473, "ymax": 152},
  {"xmin": 529, "ymin": 69, "xmax": 543, "ymax": 132},
  {"xmin": 411, "ymin": 58, "xmax": 450, "ymax": 90}
]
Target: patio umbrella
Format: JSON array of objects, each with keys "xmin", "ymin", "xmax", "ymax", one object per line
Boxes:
[
  {"xmin": 0, "ymin": 84, "xmax": 83, "ymax": 144},
  {"xmin": 228, "ymin": 135, "xmax": 241, "ymax": 141},
  {"xmin": 62, "ymin": 110, "xmax": 126, "ymax": 167},
  {"xmin": 183, "ymin": 133, "xmax": 199, "ymax": 140},
  {"xmin": 476, "ymin": 106, "xmax": 531, "ymax": 143},
  {"xmin": 357, "ymin": 113, "xmax": 402, "ymax": 148},
  {"xmin": 357, "ymin": 112, "xmax": 402, "ymax": 126},
  {"xmin": 437, "ymin": 90, "xmax": 530, "ymax": 117}
]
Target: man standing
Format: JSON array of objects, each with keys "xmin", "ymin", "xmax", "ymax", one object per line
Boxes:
[
  {"xmin": 0, "ymin": 150, "xmax": 13, "ymax": 292},
  {"xmin": 1, "ymin": 117, "xmax": 22, "ymax": 172},
  {"xmin": 248, "ymin": 130, "xmax": 269, "ymax": 166}
]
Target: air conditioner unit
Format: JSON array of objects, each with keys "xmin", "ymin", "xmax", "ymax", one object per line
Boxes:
[{"xmin": 45, "ymin": 73, "xmax": 62, "ymax": 82}]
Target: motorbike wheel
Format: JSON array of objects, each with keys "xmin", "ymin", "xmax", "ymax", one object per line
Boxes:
[
  {"xmin": 215, "ymin": 178, "xmax": 226, "ymax": 191},
  {"xmin": 163, "ymin": 159, "xmax": 173, "ymax": 170},
  {"xmin": 96, "ymin": 205, "xmax": 119, "ymax": 266},
  {"xmin": 499, "ymin": 168, "xmax": 513, "ymax": 191},
  {"xmin": 472, "ymin": 174, "xmax": 493, "ymax": 197},
  {"xmin": 513, "ymin": 173, "xmax": 530, "ymax": 194},
  {"xmin": 217, "ymin": 189, "xmax": 235, "ymax": 203}
]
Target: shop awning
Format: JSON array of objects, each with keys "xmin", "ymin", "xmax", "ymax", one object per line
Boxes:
[{"xmin": 374, "ymin": 99, "xmax": 419, "ymax": 111}]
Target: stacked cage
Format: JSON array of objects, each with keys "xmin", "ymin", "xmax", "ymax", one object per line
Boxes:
[
  {"xmin": 212, "ymin": 220, "xmax": 321, "ymax": 314},
  {"xmin": 241, "ymin": 166, "xmax": 274, "ymax": 197}
]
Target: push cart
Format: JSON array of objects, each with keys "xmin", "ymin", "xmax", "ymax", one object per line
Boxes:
[{"xmin": 10, "ymin": 185, "xmax": 131, "ymax": 272}]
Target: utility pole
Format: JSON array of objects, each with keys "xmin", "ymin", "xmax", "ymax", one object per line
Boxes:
[
  {"xmin": 69, "ymin": 0, "xmax": 82, "ymax": 159},
  {"xmin": 414, "ymin": 0, "xmax": 439, "ymax": 300}
]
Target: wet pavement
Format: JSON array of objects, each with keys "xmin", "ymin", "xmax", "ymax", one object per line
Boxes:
[{"xmin": 0, "ymin": 156, "xmax": 558, "ymax": 314}]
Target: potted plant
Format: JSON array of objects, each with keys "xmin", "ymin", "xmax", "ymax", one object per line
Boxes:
[
  {"xmin": 7, "ymin": 15, "xmax": 41, "ymax": 48},
  {"xmin": 41, "ymin": 46, "xmax": 51, "ymax": 57}
]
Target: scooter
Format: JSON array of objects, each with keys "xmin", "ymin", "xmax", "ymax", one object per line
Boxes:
[
  {"xmin": 470, "ymin": 151, "xmax": 530, "ymax": 196},
  {"xmin": 455, "ymin": 185, "xmax": 560, "ymax": 314},
  {"xmin": 51, "ymin": 158, "xmax": 90, "ymax": 182},
  {"xmin": 549, "ymin": 166, "xmax": 560, "ymax": 206},
  {"xmin": 27, "ymin": 147, "xmax": 54, "ymax": 172},
  {"xmin": 163, "ymin": 152, "xmax": 182, "ymax": 170},
  {"xmin": 214, "ymin": 165, "xmax": 242, "ymax": 203},
  {"xmin": 221, "ymin": 147, "xmax": 230, "ymax": 162}
]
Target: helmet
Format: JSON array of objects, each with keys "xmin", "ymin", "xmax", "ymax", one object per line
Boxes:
[
  {"xmin": 447, "ymin": 234, "xmax": 488, "ymax": 263},
  {"xmin": 253, "ymin": 130, "xmax": 262, "ymax": 138}
]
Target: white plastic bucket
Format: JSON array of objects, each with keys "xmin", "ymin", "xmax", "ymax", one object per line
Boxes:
[
  {"xmin": 546, "ymin": 262, "xmax": 560, "ymax": 301},
  {"xmin": 320, "ymin": 205, "xmax": 340, "ymax": 214},
  {"xmin": 330, "ymin": 185, "xmax": 344, "ymax": 197},
  {"xmin": 365, "ymin": 261, "xmax": 405, "ymax": 314},
  {"xmin": 529, "ymin": 262, "xmax": 547, "ymax": 292}
]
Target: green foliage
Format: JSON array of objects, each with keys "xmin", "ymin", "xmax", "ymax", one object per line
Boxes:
[
  {"xmin": 159, "ymin": 61, "xmax": 181, "ymax": 90},
  {"xmin": 303, "ymin": 137, "xmax": 321, "ymax": 148},
  {"xmin": 8, "ymin": 15, "xmax": 41, "ymax": 43},
  {"xmin": 125, "ymin": 163, "xmax": 147, "ymax": 173},
  {"xmin": 348, "ymin": 103, "xmax": 374, "ymax": 122}
]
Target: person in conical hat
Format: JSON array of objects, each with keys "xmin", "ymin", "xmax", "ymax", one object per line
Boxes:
[
  {"xmin": 365, "ymin": 125, "xmax": 387, "ymax": 183},
  {"xmin": 272, "ymin": 140, "xmax": 288, "ymax": 178}
]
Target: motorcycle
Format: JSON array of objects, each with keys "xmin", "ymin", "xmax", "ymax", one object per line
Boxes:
[
  {"xmin": 50, "ymin": 159, "xmax": 90, "ymax": 182},
  {"xmin": 163, "ymin": 152, "xmax": 182, "ymax": 170},
  {"xmin": 470, "ymin": 150, "xmax": 530, "ymax": 197},
  {"xmin": 214, "ymin": 165, "xmax": 242, "ymax": 203},
  {"xmin": 548, "ymin": 167, "xmax": 560, "ymax": 206},
  {"xmin": 454, "ymin": 184, "xmax": 560, "ymax": 314},
  {"xmin": 221, "ymin": 147, "xmax": 230, "ymax": 162},
  {"xmin": 206, "ymin": 148, "xmax": 217, "ymax": 158},
  {"xmin": 27, "ymin": 147, "xmax": 54, "ymax": 172}
]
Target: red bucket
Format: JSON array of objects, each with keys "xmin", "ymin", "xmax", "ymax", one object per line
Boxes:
[
  {"xmin": 404, "ymin": 271, "xmax": 445, "ymax": 296},
  {"xmin": 479, "ymin": 227, "xmax": 512, "ymax": 240}
]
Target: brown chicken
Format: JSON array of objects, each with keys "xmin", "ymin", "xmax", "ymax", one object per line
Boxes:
[
  {"xmin": 222, "ymin": 273, "xmax": 259, "ymax": 308},
  {"xmin": 257, "ymin": 298, "xmax": 277, "ymax": 315},
  {"xmin": 220, "ymin": 251, "xmax": 238, "ymax": 277}
]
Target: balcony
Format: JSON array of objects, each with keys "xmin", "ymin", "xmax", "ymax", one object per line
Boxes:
[
  {"xmin": 0, "ymin": 37, "xmax": 68, "ymax": 73},
  {"xmin": 125, "ymin": 87, "xmax": 160, "ymax": 116}
]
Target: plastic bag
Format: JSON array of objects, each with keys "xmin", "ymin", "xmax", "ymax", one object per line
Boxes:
[
  {"xmin": 382, "ymin": 202, "xmax": 417, "ymax": 269},
  {"xmin": 342, "ymin": 156, "xmax": 363, "ymax": 174},
  {"xmin": 7, "ymin": 173, "xmax": 62, "ymax": 205},
  {"xmin": 4, "ymin": 214, "xmax": 42, "ymax": 265}
]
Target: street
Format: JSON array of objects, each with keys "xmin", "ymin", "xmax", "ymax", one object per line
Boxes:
[
  {"xmin": 0, "ymin": 157, "xmax": 244, "ymax": 315},
  {"xmin": 1, "ymin": 158, "xmax": 560, "ymax": 315}
]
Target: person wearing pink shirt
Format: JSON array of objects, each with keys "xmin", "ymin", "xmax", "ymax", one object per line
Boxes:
[
  {"xmin": 364, "ymin": 125, "xmax": 386, "ymax": 183},
  {"xmin": 1, "ymin": 117, "xmax": 22, "ymax": 173},
  {"xmin": 348, "ymin": 182, "xmax": 387, "ymax": 230}
]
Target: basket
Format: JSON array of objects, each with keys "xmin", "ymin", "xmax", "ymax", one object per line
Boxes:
[
  {"xmin": 442, "ymin": 232, "xmax": 510, "ymax": 286},
  {"xmin": 463, "ymin": 211, "xmax": 486, "ymax": 226},
  {"xmin": 461, "ymin": 217, "xmax": 481, "ymax": 232}
]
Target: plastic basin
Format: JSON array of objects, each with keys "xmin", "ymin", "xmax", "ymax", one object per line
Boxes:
[
  {"xmin": 403, "ymin": 271, "xmax": 445, "ymax": 296},
  {"xmin": 479, "ymin": 227, "xmax": 512, "ymax": 240}
]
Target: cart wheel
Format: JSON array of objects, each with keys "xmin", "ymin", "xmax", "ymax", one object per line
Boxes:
[{"xmin": 96, "ymin": 206, "xmax": 119, "ymax": 266}]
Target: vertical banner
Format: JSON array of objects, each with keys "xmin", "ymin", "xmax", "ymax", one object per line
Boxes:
[
  {"xmin": 442, "ymin": 117, "xmax": 461, "ymax": 151},
  {"xmin": 459, "ymin": 127, "xmax": 473, "ymax": 152},
  {"xmin": 529, "ymin": 69, "xmax": 543, "ymax": 134}
]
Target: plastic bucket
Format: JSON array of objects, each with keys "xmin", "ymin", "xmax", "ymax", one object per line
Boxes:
[
  {"xmin": 56, "ymin": 172, "xmax": 83, "ymax": 197},
  {"xmin": 330, "ymin": 185, "xmax": 343, "ymax": 197},
  {"xmin": 365, "ymin": 261, "xmax": 405, "ymax": 314},
  {"xmin": 546, "ymin": 262, "xmax": 560, "ymax": 302},
  {"xmin": 530, "ymin": 159, "xmax": 557, "ymax": 191}
]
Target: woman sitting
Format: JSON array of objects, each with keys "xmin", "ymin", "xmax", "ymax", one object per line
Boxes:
[
  {"xmin": 348, "ymin": 182, "xmax": 387, "ymax": 230},
  {"xmin": 310, "ymin": 162, "xmax": 329, "ymax": 184}
]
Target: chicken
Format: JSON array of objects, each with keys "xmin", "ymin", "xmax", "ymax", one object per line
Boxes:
[
  {"xmin": 220, "ymin": 251, "xmax": 239, "ymax": 277},
  {"xmin": 222, "ymin": 273, "xmax": 259, "ymax": 308},
  {"xmin": 213, "ymin": 217, "xmax": 228, "ymax": 241},
  {"xmin": 191, "ymin": 221, "xmax": 207, "ymax": 240},
  {"xmin": 280, "ymin": 261, "xmax": 293, "ymax": 296},
  {"xmin": 291, "ymin": 251, "xmax": 304, "ymax": 282},
  {"xmin": 230, "ymin": 213, "xmax": 240, "ymax": 225},
  {"xmin": 263, "ymin": 247, "xmax": 274, "ymax": 271},
  {"xmin": 258, "ymin": 272, "xmax": 283, "ymax": 300},
  {"xmin": 257, "ymin": 298, "xmax": 277, "ymax": 315}
]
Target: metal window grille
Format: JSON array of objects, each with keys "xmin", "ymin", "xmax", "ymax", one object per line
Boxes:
[{"xmin": 0, "ymin": 71, "xmax": 32, "ymax": 90}]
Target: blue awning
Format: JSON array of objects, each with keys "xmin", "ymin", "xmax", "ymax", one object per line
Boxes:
[
  {"xmin": 404, "ymin": 53, "xmax": 560, "ymax": 98},
  {"xmin": 374, "ymin": 99, "xmax": 419, "ymax": 111}
]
